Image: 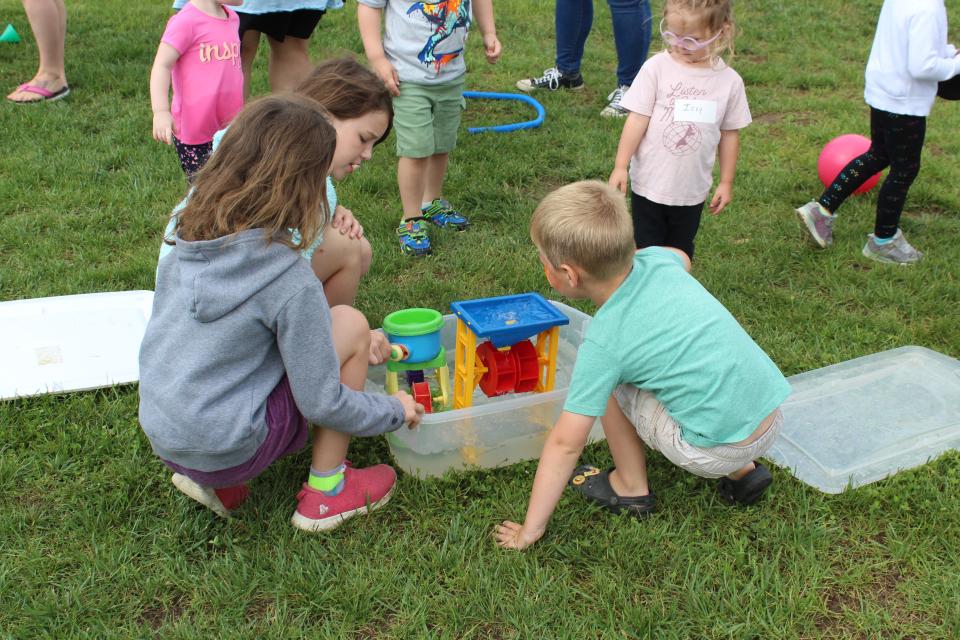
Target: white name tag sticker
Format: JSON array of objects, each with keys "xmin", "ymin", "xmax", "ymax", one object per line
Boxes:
[{"xmin": 673, "ymin": 99, "xmax": 717, "ymax": 124}]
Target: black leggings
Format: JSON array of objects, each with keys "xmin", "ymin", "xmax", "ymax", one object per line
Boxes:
[
  {"xmin": 173, "ymin": 136, "xmax": 214, "ymax": 182},
  {"xmin": 630, "ymin": 192, "xmax": 704, "ymax": 260},
  {"xmin": 818, "ymin": 108, "xmax": 925, "ymax": 239}
]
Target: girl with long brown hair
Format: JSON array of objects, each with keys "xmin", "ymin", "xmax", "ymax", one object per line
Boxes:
[{"xmin": 141, "ymin": 94, "xmax": 421, "ymax": 533}]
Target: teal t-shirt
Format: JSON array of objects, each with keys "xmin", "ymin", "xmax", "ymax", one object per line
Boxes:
[{"xmin": 563, "ymin": 247, "xmax": 791, "ymax": 447}]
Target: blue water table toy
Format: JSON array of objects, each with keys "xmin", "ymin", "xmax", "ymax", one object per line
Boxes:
[
  {"xmin": 382, "ymin": 308, "xmax": 450, "ymax": 413},
  {"xmin": 451, "ymin": 292, "xmax": 569, "ymax": 409}
]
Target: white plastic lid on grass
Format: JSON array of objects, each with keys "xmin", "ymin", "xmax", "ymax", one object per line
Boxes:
[
  {"xmin": 767, "ymin": 346, "xmax": 960, "ymax": 493},
  {"xmin": 0, "ymin": 291, "xmax": 154, "ymax": 401}
]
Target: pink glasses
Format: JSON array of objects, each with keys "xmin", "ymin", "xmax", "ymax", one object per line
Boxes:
[{"xmin": 659, "ymin": 18, "xmax": 723, "ymax": 52}]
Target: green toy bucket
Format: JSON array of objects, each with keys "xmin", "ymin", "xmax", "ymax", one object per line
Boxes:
[{"xmin": 382, "ymin": 308, "xmax": 444, "ymax": 363}]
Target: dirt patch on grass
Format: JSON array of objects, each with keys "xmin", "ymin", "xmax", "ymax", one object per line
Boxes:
[
  {"xmin": 139, "ymin": 594, "xmax": 187, "ymax": 630},
  {"xmin": 754, "ymin": 113, "xmax": 784, "ymax": 125}
]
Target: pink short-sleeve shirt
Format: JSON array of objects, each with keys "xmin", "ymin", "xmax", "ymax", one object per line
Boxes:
[
  {"xmin": 620, "ymin": 51, "xmax": 752, "ymax": 206},
  {"xmin": 162, "ymin": 3, "xmax": 244, "ymax": 145}
]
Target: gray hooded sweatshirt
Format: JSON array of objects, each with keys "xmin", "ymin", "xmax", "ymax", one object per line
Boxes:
[{"xmin": 139, "ymin": 229, "xmax": 405, "ymax": 472}]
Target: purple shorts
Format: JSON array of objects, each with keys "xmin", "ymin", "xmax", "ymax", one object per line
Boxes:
[{"xmin": 163, "ymin": 376, "xmax": 309, "ymax": 488}]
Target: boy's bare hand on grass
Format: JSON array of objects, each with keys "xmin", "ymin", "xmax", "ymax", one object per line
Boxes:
[{"xmin": 494, "ymin": 520, "xmax": 543, "ymax": 550}]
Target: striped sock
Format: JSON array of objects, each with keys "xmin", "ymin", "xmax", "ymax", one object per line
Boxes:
[{"xmin": 308, "ymin": 463, "xmax": 346, "ymax": 496}]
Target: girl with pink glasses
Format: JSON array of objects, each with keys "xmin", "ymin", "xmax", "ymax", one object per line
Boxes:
[{"xmin": 608, "ymin": 0, "xmax": 749, "ymax": 260}]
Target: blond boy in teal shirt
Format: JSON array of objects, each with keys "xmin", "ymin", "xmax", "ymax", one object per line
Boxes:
[{"xmin": 496, "ymin": 180, "xmax": 790, "ymax": 551}]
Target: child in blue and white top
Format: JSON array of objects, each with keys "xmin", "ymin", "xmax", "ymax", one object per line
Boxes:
[
  {"xmin": 495, "ymin": 181, "xmax": 790, "ymax": 551},
  {"xmin": 796, "ymin": 0, "xmax": 960, "ymax": 265},
  {"xmin": 358, "ymin": 0, "xmax": 502, "ymax": 257},
  {"xmin": 161, "ymin": 57, "xmax": 394, "ymax": 309}
]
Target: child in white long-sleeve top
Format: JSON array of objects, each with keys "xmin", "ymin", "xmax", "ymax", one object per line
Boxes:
[{"xmin": 796, "ymin": 0, "xmax": 960, "ymax": 264}]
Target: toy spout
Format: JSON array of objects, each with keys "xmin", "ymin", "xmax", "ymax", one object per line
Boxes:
[{"xmin": 390, "ymin": 344, "xmax": 410, "ymax": 362}]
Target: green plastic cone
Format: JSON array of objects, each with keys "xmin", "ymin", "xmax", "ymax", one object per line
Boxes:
[{"xmin": 1, "ymin": 24, "xmax": 21, "ymax": 43}]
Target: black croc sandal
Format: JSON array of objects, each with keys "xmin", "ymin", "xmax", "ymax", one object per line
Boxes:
[
  {"xmin": 569, "ymin": 465, "xmax": 656, "ymax": 518},
  {"xmin": 717, "ymin": 462, "xmax": 773, "ymax": 506}
]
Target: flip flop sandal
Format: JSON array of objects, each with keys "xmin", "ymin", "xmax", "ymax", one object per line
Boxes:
[
  {"xmin": 569, "ymin": 465, "xmax": 656, "ymax": 518},
  {"xmin": 8, "ymin": 83, "xmax": 70, "ymax": 103},
  {"xmin": 717, "ymin": 462, "xmax": 773, "ymax": 506}
]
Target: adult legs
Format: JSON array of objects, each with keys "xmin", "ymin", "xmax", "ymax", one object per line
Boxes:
[
  {"xmin": 7, "ymin": 0, "xmax": 67, "ymax": 102},
  {"xmin": 554, "ymin": 0, "xmax": 593, "ymax": 76},
  {"xmin": 239, "ymin": 29, "xmax": 261, "ymax": 99},
  {"xmin": 265, "ymin": 35, "xmax": 313, "ymax": 92},
  {"xmin": 607, "ymin": 0, "xmax": 652, "ymax": 86}
]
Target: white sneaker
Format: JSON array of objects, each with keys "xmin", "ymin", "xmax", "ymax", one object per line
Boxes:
[
  {"xmin": 862, "ymin": 229, "xmax": 922, "ymax": 265},
  {"xmin": 600, "ymin": 85, "xmax": 630, "ymax": 118}
]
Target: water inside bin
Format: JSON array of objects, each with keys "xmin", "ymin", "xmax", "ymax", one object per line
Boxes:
[{"xmin": 767, "ymin": 346, "xmax": 960, "ymax": 493}]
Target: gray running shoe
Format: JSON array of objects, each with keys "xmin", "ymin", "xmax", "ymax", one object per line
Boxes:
[
  {"xmin": 862, "ymin": 230, "xmax": 922, "ymax": 265},
  {"xmin": 795, "ymin": 200, "xmax": 835, "ymax": 248},
  {"xmin": 516, "ymin": 67, "xmax": 584, "ymax": 92},
  {"xmin": 600, "ymin": 85, "xmax": 630, "ymax": 118}
]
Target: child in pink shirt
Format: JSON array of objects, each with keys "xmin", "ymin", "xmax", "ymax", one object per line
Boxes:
[
  {"xmin": 150, "ymin": 0, "xmax": 245, "ymax": 180},
  {"xmin": 609, "ymin": 0, "xmax": 750, "ymax": 260}
]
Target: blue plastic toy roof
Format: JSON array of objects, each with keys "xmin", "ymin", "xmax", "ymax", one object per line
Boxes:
[{"xmin": 450, "ymin": 292, "xmax": 569, "ymax": 348}]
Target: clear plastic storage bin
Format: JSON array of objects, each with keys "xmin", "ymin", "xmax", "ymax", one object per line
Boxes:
[
  {"xmin": 366, "ymin": 301, "xmax": 604, "ymax": 478},
  {"xmin": 767, "ymin": 346, "xmax": 960, "ymax": 493}
]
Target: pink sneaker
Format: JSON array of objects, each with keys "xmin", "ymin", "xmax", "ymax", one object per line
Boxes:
[
  {"xmin": 171, "ymin": 473, "xmax": 249, "ymax": 518},
  {"xmin": 291, "ymin": 464, "xmax": 397, "ymax": 532}
]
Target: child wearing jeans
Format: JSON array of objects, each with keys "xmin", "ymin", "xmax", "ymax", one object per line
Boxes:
[
  {"xmin": 151, "ymin": 0, "xmax": 244, "ymax": 180},
  {"xmin": 357, "ymin": 0, "xmax": 502, "ymax": 257},
  {"xmin": 609, "ymin": 0, "xmax": 749, "ymax": 260},
  {"xmin": 796, "ymin": 0, "xmax": 960, "ymax": 265},
  {"xmin": 495, "ymin": 181, "xmax": 790, "ymax": 551},
  {"xmin": 140, "ymin": 95, "xmax": 423, "ymax": 532}
]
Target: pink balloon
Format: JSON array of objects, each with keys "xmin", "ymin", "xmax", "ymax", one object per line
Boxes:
[{"xmin": 817, "ymin": 134, "xmax": 883, "ymax": 195}]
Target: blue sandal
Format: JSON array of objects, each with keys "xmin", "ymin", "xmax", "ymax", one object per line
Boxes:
[
  {"xmin": 396, "ymin": 218, "xmax": 431, "ymax": 257},
  {"xmin": 569, "ymin": 465, "xmax": 656, "ymax": 518}
]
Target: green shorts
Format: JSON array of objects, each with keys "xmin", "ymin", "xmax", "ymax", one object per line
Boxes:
[{"xmin": 392, "ymin": 78, "xmax": 466, "ymax": 158}]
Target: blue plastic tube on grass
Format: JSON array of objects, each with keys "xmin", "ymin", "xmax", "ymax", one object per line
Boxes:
[{"xmin": 462, "ymin": 91, "xmax": 545, "ymax": 133}]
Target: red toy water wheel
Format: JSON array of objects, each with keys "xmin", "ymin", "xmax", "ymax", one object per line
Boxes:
[
  {"xmin": 511, "ymin": 340, "xmax": 539, "ymax": 393},
  {"xmin": 412, "ymin": 381, "xmax": 433, "ymax": 413},
  {"xmin": 477, "ymin": 341, "xmax": 516, "ymax": 397},
  {"xmin": 477, "ymin": 339, "xmax": 539, "ymax": 397}
]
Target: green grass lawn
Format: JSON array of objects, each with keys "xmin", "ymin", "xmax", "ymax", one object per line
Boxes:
[{"xmin": 2, "ymin": 0, "xmax": 960, "ymax": 637}]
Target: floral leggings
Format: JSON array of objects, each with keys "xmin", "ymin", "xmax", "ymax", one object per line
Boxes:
[
  {"xmin": 173, "ymin": 136, "xmax": 214, "ymax": 182},
  {"xmin": 818, "ymin": 107, "xmax": 926, "ymax": 239}
]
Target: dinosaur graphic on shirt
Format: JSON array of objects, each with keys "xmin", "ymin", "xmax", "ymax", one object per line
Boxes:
[{"xmin": 407, "ymin": 0, "xmax": 470, "ymax": 71}]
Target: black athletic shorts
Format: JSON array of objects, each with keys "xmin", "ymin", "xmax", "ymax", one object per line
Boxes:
[{"xmin": 238, "ymin": 9, "xmax": 325, "ymax": 41}]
